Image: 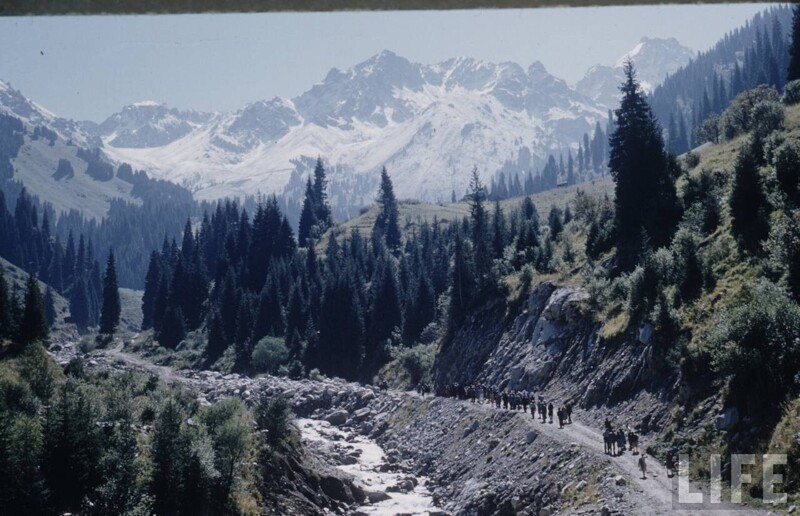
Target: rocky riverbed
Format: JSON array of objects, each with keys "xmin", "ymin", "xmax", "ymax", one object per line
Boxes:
[{"xmin": 49, "ymin": 343, "xmax": 766, "ymax": 515}]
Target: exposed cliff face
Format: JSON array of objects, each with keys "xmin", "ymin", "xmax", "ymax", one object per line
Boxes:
[{"xmin": 434, "ymin": 281, "xmax": 679, "ymax": 433}]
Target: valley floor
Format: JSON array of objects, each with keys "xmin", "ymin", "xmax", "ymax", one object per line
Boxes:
[{"xmin": 52, "ymin": 342, "xmax": 774, "ymax": 515}]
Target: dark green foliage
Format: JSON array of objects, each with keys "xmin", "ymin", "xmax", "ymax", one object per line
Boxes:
[
  {"xmin": 447, "ymin": 231, "xmax": 474, "ymax": 332},
  {"xmin": 297, "ymin": 178, "xmax": 317, "ymax": 248},
  {"xmin": 158, "ymin": 306, "xmax": 186, "ymax": 349},
  {"xmin": 0, "ymin": 271, "xmax": 12, "ymax": 339},
  {"xmin": 99, "ymin": 251, "xmax": 121, "ymax": 334},
  {"xmin": 682, "ymin": 169, "xmax": 722, "ymax": 235},
  {"xmin": 468, "ymin": 168, "xmax": 493, "ymax": 293},
  {"xmin": 775, "ymin": 139, "xmax": 800, "ymax": 205},
  {"xmin": 44, "ymin": 379, "xmax": 102, "ymax": 511},
  {"xmin": 0, "ymin": 189, "xmax": 103, "ymax": 331},
  {"xmin": 251, "ymin": 336, "xmax": 289, "ymax": 373},
  {"xmin": 255, "ymin": 395, "xmax": 291, "ymax": 448},
  {"xmin": 788, "ymin": 5, "xmax": 800, "ymax": 82},
  {"xmin": 652, "ymin": 7, "xmax": 791, "ymax": 143},
  {"xmin": 609, "ymin": 62, "xmax": 681, "ymax": 270},
  {"xmin": 314, "ymin": 272, "xmax": 364, "ymax": 380},
  {"xmin": 365, "ymin": 257, "xmax": 401, "ymax": 372},
  {"xmin": 150, "ymin": 399, "xmax": 185, "ymax": 515},
  {"xmin": 706, "ymin": 280, "xmax": 800, "ymax": 423},
  {"xmin": 19, "ymin": 274, "xmax": 48, "ymax": 346},
  {"xmin": 373, "ymin": 167, "xmax": 402, "ymax": 250},
  {"xmin": 674, "ymin": 230, "xmax": 704, "ymax": 301},
  {"xmin": 547, "ymin": 205, "xmax": 563, "ymax": 240},
  {"xmin": 730, "ymin": 141, "xmax": 770, "ymax": 253},
  {"xmin": 585, "ymin": 195, "xmax": 615, "ymax": 261}
]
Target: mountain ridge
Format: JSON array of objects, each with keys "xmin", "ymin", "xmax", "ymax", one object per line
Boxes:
[{"xmin": 0, "ymin": 38, "xmax": 692, "ymax": 212}]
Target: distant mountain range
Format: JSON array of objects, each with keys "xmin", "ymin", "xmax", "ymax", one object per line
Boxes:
[{"xmin": 0, "ymin": 37, "xmax": 694, "ymax": 218}]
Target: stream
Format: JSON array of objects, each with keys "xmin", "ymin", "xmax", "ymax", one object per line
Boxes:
[{"xmin": 299, "ymin": 418, "xmax": 443, "ymax": 515}]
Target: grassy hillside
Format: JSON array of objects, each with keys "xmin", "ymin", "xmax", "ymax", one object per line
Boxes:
[
  {"xmin": 10, "ymin": 133, "xmax": 141, "ymax": 220},
  {"xmin": 0, "ymin": 256, "xmax": 75, "ymax": 337},
  {"xmin": 326, "ymin": 175, "xmax": 614, "ymax": 246}
]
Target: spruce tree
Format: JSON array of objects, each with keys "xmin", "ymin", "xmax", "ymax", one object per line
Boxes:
[
  {"xmin": 20, "ymin": 274, "xmax": 48, "ymax": 345},
  {"xmin": 468, "ymin": 167, "xmax": 492, "ymax": 292},
  {"xmin": 730, "ymin": 141, "xmax": 769, "ymax": 253},
  {"xmin": 0, "ymin": 271, "xmax": 10, "ymax": 339},
  {"xmin": 491, "ymin": 200, "xmax": 507, "ymax": 259},
  {"xmin": 447, "ymin": 231, "xmax": 474, "ymax": 332},
  {"xmin": 609, "ymin": 61, "xmax": 680, "ymax": 270},
  {"xmin": 312, "ymin": 157, "xmax": 332, "ymax": 229},
  {"xmin": 100, "ymin": 251, "xmax": 121, "ymax": 335},
  {"xmin": 788, "ymin": 5, "xmax": 800, "ymax": 82},
  {"xmin": 373, "ymin": 167, "xmax": 402, "ymax": 250},
  {"xmin": 297, "ymin": 178, "xmax": 317, "ymax": 247},
  {"xmin": 205, "ymin": 309, "xmax": 227, "ymax": 364}
]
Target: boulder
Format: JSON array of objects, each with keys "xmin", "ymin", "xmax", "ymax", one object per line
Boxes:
[
  {"xmin": 320, "ymin": 475, "xmax": 354, "ymax": 504},
  {"xmin": 365, "ymin": 490, "xmax": 392, "ymax": 503},
  {"xmin": 326, "ymin": 410, "xmax": 349, "ymax": 426},
  {"xmin": 525, "ymin": 431, "xmax": 537, "ymax": 444},
  {"xmin": 614, "ymin": 475, "xmax": 626, "ymax": 486}
]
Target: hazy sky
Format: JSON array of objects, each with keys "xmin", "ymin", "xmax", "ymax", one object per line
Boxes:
[{"xmin": 0, "ymin": 4, "xmax": 772, "ymax": 122}]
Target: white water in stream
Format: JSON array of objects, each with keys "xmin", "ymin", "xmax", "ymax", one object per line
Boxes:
[{"xmin": 299, "ymin": 418, "xmax": 442, "ymax": 515}]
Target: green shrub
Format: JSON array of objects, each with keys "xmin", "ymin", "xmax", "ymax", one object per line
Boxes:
[
  {"xmin": 774, "ymin": 139, "xmax": 800, "ymax": 204},
  {"xmin": 391, "ymin": 344, "xmax": 436, "ymax": 386},
  {"xmin": 684, "ymin": 150, "xmax": 700, "ymax": 169},
  {"xmin": 751, "ymin": 101, "xmax": 785, "ymax": 138},
  {"xmin": 79, "ymin": 336, "xmax": 96, "ymax": 353},
  {"xmin": 250, "ymin": 337, "xmax": 289, "ymax": 374},
  {"xmin": 782, "ymin": 79, "xmax": 800, "ymax": 105},
  {"xmin": 704, "ymin": 280, "xmax": 800, "ymax": 422},
  {"xmin": 255, "ymin": 395, "xmax": 291, "ymax": 448},
  {"xmin": 720, "ymin": 85, "xmax": 780, "ymax": 140}
]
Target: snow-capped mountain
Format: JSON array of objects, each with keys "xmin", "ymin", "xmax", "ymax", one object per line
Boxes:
[
  {"xmin": 576, "ymin": 37, "xmax": 695, "ymax": 109},
  {"xmin": 95, "ymin": 50, "xmax": 604, "ymax": 204},
  {"xmin": 0, "ymin": 40, "xmax": 688, "ymax": 212}
]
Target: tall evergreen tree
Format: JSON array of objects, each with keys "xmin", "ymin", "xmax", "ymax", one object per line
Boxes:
[
  {"xmin": 447, "ymin": 231, "xmax": 474, "ymax": 332},
  {"xmin": 788, "ymin": 5, "xmax": 800, "ymax": 82},
  {"xmin": 20, "ymin": 274, "xmax": 48, "ymax": 345},
  {"xmin": 312, "ymin": 157, "xmax": 332, "ymax": 228},
  {"xmin": 468, "ymin": 167, "xmax": 492, "ymax": 292},
  {"xmin": 373, "ymin": 167, "xmax": 402, "ymax": 250},
  {"xmin": 730, "ymin": 141, "xmax": 770, "ymax": 253},
  {"xmin": 491, "ymin": 200, "xmax": 507, "ymax": 259},
  {"xmin": 297, "ymin": 177, "xmax": 317, "ymax": 248},
  {"xmin": 609, "ymin": 61, "xmax": 681, "ymax": 270},
  {"xmin": 99, "ymin": 251, "xmax": 121, "ymax": 335}
]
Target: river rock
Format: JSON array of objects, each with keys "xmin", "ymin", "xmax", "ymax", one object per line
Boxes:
[
  {"xmin": 366, "ymin": 490, "xmax": 392, "ymax": 503},
  {"xmin": 614, "ymin": 475, "xmax": 626, "ymax": 486},
  {"xmin": 326, "ymin": 410, "xmax": 349, "ymax": 426},
  {"xmin": 320, "ymin": 475, "xmax": 354, "ymax": 504}
]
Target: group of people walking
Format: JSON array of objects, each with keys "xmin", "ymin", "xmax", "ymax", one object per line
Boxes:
[
  {"xmin": 602, "ymin": 418, "xmax": 640, "ymax": 457},
  {"xmin": 420, "ymin": 381, "xmax": 678, "ymax": 482},
  {"xmin": 438, "ymin": 383, "xmax": 574, "ymax": 428}
]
